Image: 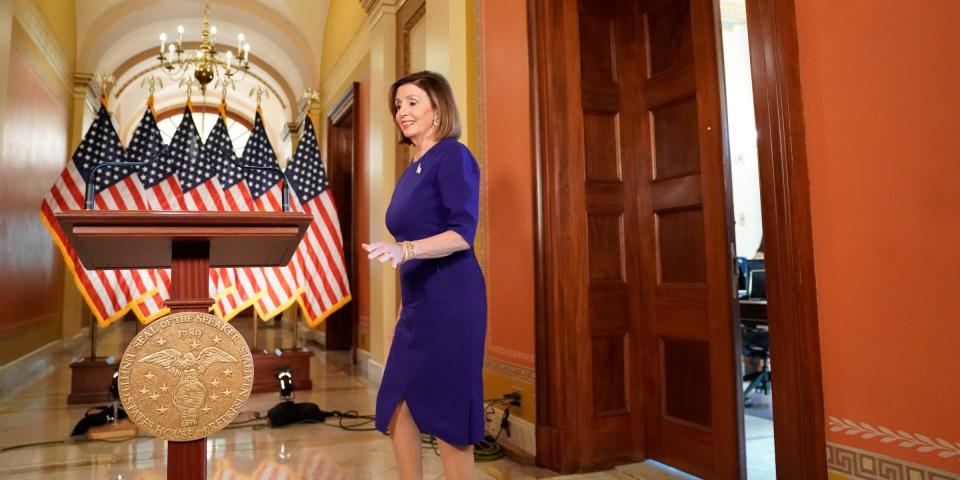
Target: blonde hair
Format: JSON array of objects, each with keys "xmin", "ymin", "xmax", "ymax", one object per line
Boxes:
[{"xmin": 389, "ymin": 71, "xmax": 461, "ymax": 145}]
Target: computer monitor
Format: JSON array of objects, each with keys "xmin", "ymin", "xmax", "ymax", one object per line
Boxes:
[{"xmin": 748, "ymin": 269, "xmax": 766, "ymax": 299}]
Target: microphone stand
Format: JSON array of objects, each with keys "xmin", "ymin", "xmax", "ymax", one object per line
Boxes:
[{"xmin": 84, "ymin": 144, "xmax": 171, "ymax": 210}]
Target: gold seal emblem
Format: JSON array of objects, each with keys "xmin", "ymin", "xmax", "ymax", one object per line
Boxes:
[{"xmin": 118, "ymin": 312, "xmax": 253, "ymax": 441}]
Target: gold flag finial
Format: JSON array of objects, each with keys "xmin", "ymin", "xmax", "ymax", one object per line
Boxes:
[
  {"xmin": 215, "ymin": 76, "xmax": 235, "ymax": 104},
  {"xmin": 140, "ymin": 75, "xmax": 164, "ymax": 98},
  {"xmin": 94, "ymin": 73, "xmax": 115, "ymax": 106},
  {"xmin": 249, "ymin": 85, "xmax": 269, "ymax": 106},
  {"xmin": 179, "ymin": 77, "xmax": 197, "ymax": 103},
  {"xmin": 299, "ymin": 89, "xmax": 321, "ymax": 112}
]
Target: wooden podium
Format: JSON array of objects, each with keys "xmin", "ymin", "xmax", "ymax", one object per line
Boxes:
[{"xmin": 56, "ymin": 210, "xmax": 311, "ymax": 480}]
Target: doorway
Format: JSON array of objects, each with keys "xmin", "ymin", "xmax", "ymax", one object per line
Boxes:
[
  {"xmin": 529, "ymin": 0, "xmax": 826, "ymax": 477},
  {"xmin": 718, "ymin": 2, "xmax": 774, "ymax": 477},
  {"xmin": 325, "ymin": 84, "xmax": 360, "ymax": 353}
]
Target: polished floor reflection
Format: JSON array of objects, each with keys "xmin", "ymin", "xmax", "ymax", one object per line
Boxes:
[{"xmin": 0, "ymin": 317, "xmax": 686, "ymax": 479}]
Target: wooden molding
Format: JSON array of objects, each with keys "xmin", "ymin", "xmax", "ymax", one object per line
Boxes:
[
  {"xmin": 528, "ymin": 0, "xmax": 589, "ymax": 472},
  {"xmin": 746, "ymin": 0, "xmax": 827, "ymax": 477}
]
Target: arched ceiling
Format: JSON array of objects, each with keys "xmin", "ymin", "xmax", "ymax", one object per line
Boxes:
[{"xmin": 76, "ymin": 0, "xmax": 331, "ymax": 140}]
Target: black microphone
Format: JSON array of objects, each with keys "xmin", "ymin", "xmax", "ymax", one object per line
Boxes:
[
  {"xmin": 85, "ymin": 144, "xmax": 171, "ymax": 210},
  {"xmin": 218, "ymin": 146, "xmax": 290, "ymax": 212}
]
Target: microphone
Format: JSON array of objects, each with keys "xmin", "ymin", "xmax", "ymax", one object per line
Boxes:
[
  {"xmin": 218, "ymin": 146, "xmax": 290, "ymax": 212},
  {"xmin": 85, "ymin": 144, "xmax": 171, "ymax": 210}
]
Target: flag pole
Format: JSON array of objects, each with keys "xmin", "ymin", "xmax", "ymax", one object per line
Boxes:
[
  {"xmin": 291, "ymin": 304, "xmax": 300, "ymax": 350},
  {"xmin": 89, "ymin": 312, "xmax": 97, "ymax": 359},
  {"xmin": 252, "ymin": 311, "xmax": 259, "ymax": 352}
]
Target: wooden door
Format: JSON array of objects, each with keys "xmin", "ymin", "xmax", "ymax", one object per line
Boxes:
[
  {"xmin": 628, "ymin": 0, "xmax": 743, "ymax": 476},
  {"xmin": 325, "ymin": 84, "xmax": 360, "ymax": 351},
  {"xmin": 576, "ymin": 0, "xmax": 742, "ymax": 476}
]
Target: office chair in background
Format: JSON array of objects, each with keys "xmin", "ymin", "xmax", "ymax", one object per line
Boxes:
[{"xmin": 741, "ymin": 324, "xmax": 770, "ymax": 407}]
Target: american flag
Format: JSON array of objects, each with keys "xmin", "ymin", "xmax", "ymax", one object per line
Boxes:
[
  {"xmin": 125, "ymin": 104, "xmax": 178, "ymax": 319},
  {"xmin": 118, "ymin": 103, "xmax": 172, "ymax": 322},
  {"xmin": 174, "ymin": 108, "xmax": 224, "ymax": 211},
  {"xmin": 205, "ymin": 105, "xmax": 253, "ymax": 320},
  {"xmin": 286, "ymin": 114, "xmax": 351, "ymax": 326},
  {"xmin": 136, "ymin": 107, "xmax": 184, "ymax": 211},
  {"xmin": 240, "ymin": 110, "xmax": 301, "ymax": 319},
  {"xmin": 40, "ymin": 105, "xmax": 153, "ymax": 326},
  {"xmin": 168, "ymin": 106, "xmax": 231, "ymax": 303}
]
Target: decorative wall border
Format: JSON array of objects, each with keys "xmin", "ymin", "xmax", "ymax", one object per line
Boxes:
[
  {"xmin": 827, "ymin": 443, "xmax": 959, "ymax": 480},
  {"xmin": 400, "ymin": 3, "xmax": 426, "ymax": 76},
  {"xmin": 829, "ymin": 417, "xmax": 960, "ymax": 462},
  {"xmin": 484, "ymin": 355, "xmax": 535, "ymax": 384},
  {"xmin": 12, "ymin": 0, "xmax": 70, "ymax": 91}
]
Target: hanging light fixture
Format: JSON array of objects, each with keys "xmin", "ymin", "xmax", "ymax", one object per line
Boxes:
[{"xmin": 157, "ymin": 0, "xmax": 251, "ymax": 93}]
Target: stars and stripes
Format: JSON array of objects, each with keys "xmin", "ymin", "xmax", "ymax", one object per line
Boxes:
[
  {"xmin": 286, "ymin": 114, "xmax": 351, "ymax": 326},
  {"xmin": 40, "ymin": 100, "xmax": 352, "ymax": 329},
  {"xmin": 205, "ymin": 106, "xmax": 253, "ymax": 320},
  {"xmin": 174, "ymin": 107, "xmax": 224, "ymax": 212},
  {"xmin": 40, "ymin": 105, "xmax": 157, "ymax": 326},
  {"xmin": 239, "ymin": 109, "xmax": 300, "ymax": 319},
  {"xmin": 134, "ymin": 106, "xmax": 183, "ymax": 211},
  {"xmin": 124, "ymin": 104, "xmax": 176, "ymax": 320}
]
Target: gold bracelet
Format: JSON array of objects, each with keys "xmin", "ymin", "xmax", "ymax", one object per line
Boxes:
[
  {"xmin": 404, "ymin": 241, "xmax": 417, "ymax": 260},
  {"xmin": 399, "ymin": 242, "xmax": 409, "ymax": 264}
]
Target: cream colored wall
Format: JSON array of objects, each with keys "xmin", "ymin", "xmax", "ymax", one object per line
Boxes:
[
  {"xmin": 424, "ymin": 0, "xmax": 470, "ymax": 148},
  {"xmin": 320, "ymin": 0, "xmax": 369, "ymax": 79}
]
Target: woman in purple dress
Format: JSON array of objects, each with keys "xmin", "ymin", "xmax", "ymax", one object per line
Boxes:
[{"xmin": 362, "ymin": 71, "xmax": 486, "ymax": 479}]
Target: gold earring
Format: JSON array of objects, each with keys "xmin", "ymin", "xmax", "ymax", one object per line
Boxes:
[{"xmin": 433, "ymin": 117, "xmax": 440, "ymax": 126}]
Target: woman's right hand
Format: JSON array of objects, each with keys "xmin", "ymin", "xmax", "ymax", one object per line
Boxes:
[{"xmin": 362, "ymin": 241, "xmax": 405, "ymax": 268}]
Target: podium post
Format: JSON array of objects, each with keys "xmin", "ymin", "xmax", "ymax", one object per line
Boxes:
[{"xmin": 166, "ymin": 240, "xmax": 213, "ymax": 479}]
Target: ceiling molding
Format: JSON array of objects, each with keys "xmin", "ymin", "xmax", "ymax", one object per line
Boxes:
[{"xmin": 361, "ymin": 0, "xmax": 406, "ymax": 27}]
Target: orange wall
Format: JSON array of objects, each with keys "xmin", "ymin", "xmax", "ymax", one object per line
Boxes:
[
  {"xmin": 480, "ymin": 0, "xmax": 537, "ymax": 415},
  {"xmin": 797, "ymin": 0, "xmax": 960, "ymax": 472},
  {"xmin": 0, "ymin": 43, "xmax": 69, "ymax": 365}
]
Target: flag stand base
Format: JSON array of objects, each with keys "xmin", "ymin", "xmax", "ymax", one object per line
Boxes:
[
  {"xmin": 67, "ymin": 357, "xmax": 116, "ymax": 404},
  {"xmin": 251, "ymin": 349, "xmax": 313, "ymax": 393}
]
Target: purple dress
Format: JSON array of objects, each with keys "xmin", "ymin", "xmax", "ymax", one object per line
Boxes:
[{"xmin": 375, "ymin": 138, "xmax": 487, "ymax": 446}]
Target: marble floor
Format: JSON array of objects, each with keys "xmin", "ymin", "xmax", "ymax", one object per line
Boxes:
[{"xmin": 0, "ymin": 318, "xmax": 698, "ymax": 480}]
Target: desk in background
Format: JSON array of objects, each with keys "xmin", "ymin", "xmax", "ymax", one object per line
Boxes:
[{"xmin": 739, "ymin": 299, "xmax": 767, "ymax": 324}]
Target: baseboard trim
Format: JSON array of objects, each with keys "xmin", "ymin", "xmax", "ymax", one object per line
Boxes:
[
  {"xmin": 356, "ymin": 349, "xmax": 384, "ymax": 386},
  {"xmin": 485, "ymin": 405, "xmax": 537, "ymax": 459},
  {"xmin": 0, "ymin": 327, "xmax": 89, "ymax": 403},
  {"xmin": 827, "ymin": 443, "xmax": 960, "ymax": 480}
]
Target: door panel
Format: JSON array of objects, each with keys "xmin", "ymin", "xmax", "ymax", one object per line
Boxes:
[
  {"xmin": 633, "ymin": 0, "xmax": 743, "ymax": 476},
  {"xmin": 578, "ymin": 0, "xmax": 646, "ymax": 467},
  {"xmin": 576, "ymin": 0, "xmax": 742, "ymax": 476}
]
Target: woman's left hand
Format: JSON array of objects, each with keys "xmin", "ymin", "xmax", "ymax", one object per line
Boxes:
[{"xmin": 362, "ymin": 242, "xmax": 405, "ymax": 268}]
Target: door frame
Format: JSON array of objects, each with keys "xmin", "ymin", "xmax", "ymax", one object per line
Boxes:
[
  {"xmin": 528, "ymin": 0, "xmax": 827, "ymax": 476},
  {"xmin": 326, "ymin": 82, "xmax": 361, "ymax": 357}
]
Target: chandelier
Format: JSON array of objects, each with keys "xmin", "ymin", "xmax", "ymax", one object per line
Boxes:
[{"xmin": 157, "ymin": 1, "xmax": 250, "ymax": 93}]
